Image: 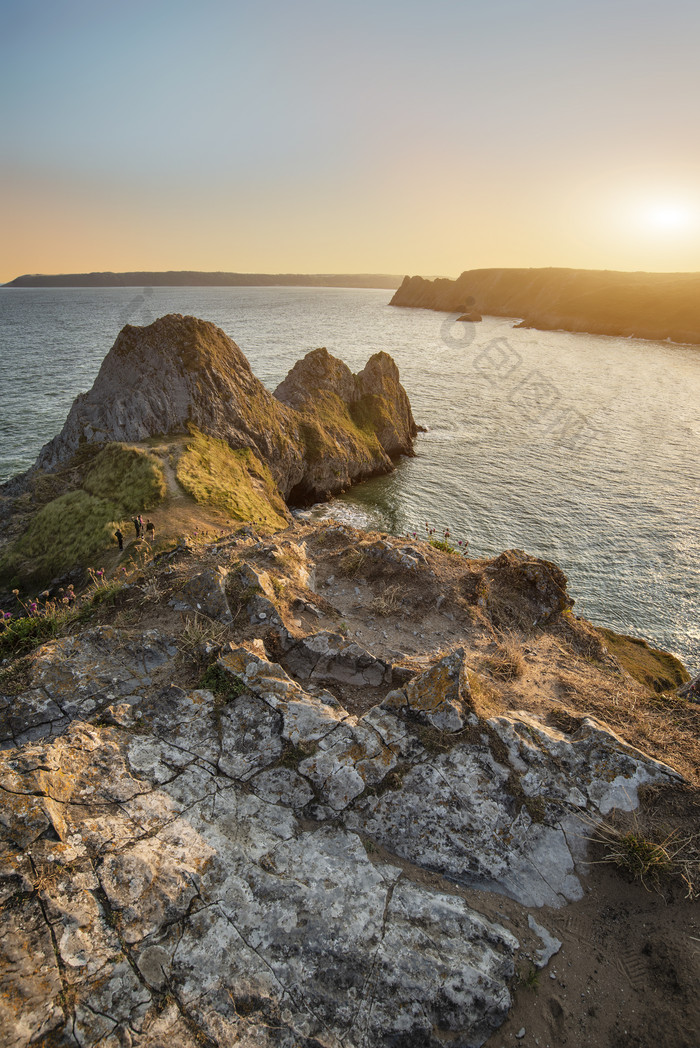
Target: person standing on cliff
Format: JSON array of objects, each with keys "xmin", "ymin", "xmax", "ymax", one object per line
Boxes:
[
  {"xmin": 115, "ymin": 528, "xmax": 124, "ymax": 551},
  {"xmin": 145, "ymin": 520, "xmax": 155, "ymax": 542},
  {"xmin": 132, "ymin": 516, "xmax": 141, "ymax": 538}
]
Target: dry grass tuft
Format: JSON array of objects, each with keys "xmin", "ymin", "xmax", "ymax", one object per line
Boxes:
[
  {"xmin": 178, "ymin": 613, "xmax": 230, "ymax": 657},
  {"xmin": 368, "ymin": 585, "xmax": 403, "ymax": 616},
  {"xmin": 337, "ymin": 550, "xmax": 367, "ymax": 578},
  {"xmin": 588, "ymin": 800, "xmax": 700, "ymax": 899},
  {"xmin": 484, "ymin": 632, "xmax": 526, "ymax": 681}
]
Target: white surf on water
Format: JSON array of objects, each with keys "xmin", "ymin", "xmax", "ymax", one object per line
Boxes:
[{"xmin": 1, "ymin": 285, "xmax": 698, "ymax": 672}]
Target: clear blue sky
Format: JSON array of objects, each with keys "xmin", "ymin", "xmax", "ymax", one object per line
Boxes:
[{"xmin": 2, "ymin": 0, "xmax": 699, "ymax": 278}]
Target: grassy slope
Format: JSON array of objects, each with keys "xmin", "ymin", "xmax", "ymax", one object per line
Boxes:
[
  {"xmin": 175, "ymin": 429, "xmax": 290, "ymax": 531},
  {"xmin": 598, "ymin": 627, "xmax": 690, "ymax": 693},
  {"xmin": 0, "ymin": 445, "xmax": 166, "ymax": 588}
]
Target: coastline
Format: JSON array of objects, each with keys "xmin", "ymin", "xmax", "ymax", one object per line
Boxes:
[{"xmin": 390, "ymin": 268, "xmax": 700, "ymax": 346}]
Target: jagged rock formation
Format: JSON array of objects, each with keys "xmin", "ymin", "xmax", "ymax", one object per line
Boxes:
[
  {"xmin": 274, "ymin": 347, "xmax": 417, "ymax": 501},
  {"xmin": 1, "ymin": 521, "xmax": 695, "ymax": 1048},
  {"xmin": 35, "ymin": 315, "xmax": 303, "ymax": 491},
  {"xmin": 390, "ymin": 268, "xmax": 700, "ymax": 344},
  {"xmin": 33, "ymin": 314, "xmax": 417, "ymax": 503}
]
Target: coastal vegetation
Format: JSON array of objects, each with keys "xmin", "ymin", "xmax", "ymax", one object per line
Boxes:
[
  {"xmin": 598, "ymin": 627, "xmax": 689, "ymax": 693},
  {"xmin": 0, "ymin": 444, "xmax": 165, "ymax": 589},
  {"xmin": 175, "ymin": 429, "xmax": 290, "ymax": 531}
]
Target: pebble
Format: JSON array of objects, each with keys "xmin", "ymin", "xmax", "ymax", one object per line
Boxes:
[{"xmin": 516, "ymin": 1030, "xmax": 526, "ymax": 1040}]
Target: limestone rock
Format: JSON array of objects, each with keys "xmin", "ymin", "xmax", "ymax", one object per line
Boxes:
[
  {"xmin": 0, "ymin": 657, "xmax": 520, "ymax": 1047},
  {"xmin": 279, "ymin": 628, "xmax": 394, "ymax": 687},
  {"xmin": 483, "ymin": 548, "xmax": 573, "ymax": 627},
  {"xmin": 31, "ymin": 315, "xmax": 418, "ymax": 506},
  {"xmin": 0, "ymin": 605, "xmax": 685, "ymax": 1046},
  {"xmin": 34, "ymin": 314, "xmax": 305, "ymax": 496},
  {"xmin": 175, "ymin": 566, "xmax": 232, "ymax": 623},
  {"xmin": 401, "ymin": 647, "xmax": 472, "ymax": 731},
  {"xmin": 274, "ymin": 346, "xmax": 418, "ymax": 501}
]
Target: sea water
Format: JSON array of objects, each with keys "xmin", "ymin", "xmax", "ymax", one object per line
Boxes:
[{"xmin": 1, "ymin": 286, "xmax": 698, "ymax": 673}]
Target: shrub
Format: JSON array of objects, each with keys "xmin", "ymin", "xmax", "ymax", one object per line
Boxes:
[
  {"xmin": 199, "ymin": 663, "xmax": 246, "ymax": 704},
  {"xmin": 0, "ymin": 614, "xmax": 62, "ymax": 660},
  {"xmin": 429, "ymin": 538, "xmax": 458, "ymax": 555}
]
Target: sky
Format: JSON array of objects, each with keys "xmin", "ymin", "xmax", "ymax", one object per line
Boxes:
[{"xmin": 2, "ymin": 0, "xmax": 700, "ymax": 281}]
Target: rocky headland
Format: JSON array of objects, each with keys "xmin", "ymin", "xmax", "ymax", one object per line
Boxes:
[
  {"xmin": 0, "ymin": 315, "xmax": 698, "ymax": 1048},
  {"xmin": 390, "ymin": 268, "xmax": 700, "ymax": 345},
  {"xmin": 0, "ymin": 315, "xmax": 416, "ymax": 589}
]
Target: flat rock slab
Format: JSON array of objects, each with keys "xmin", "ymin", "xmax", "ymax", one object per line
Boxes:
[{"xmin": 0, "ymin": 633, "xmax": 683, "ymax": 1047}]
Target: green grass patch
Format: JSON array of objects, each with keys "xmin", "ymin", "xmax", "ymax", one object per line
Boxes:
[
  {"xmin": 598, "ymin": 627, "xmax": 690, "ymax": 693},
  {"xmin": 82, "ymin": 443, "xmax": 166, "ymax": 514},
  {"xmin": 176, "ymin": 430, "xmax": 289, "ymax": 531},
  {"xmin": 429, "ymin": 538, "xmax": 458, "ymax": 555},
  {"xmin": 0, "ymin": 491, "xmax": 120, "ymax": 588},
  {"xmin": 0, "ymin": 444, "xmax": 166, "ymax": 589},
  {"xmin": 299, "ymin": 391, "xmax": 383, "ymax": 467},
  {"xmin": 199, "ymin": 663, "xmax": 246, "ymax": 703},
  {"xmin": 0, "ymin": 615, "xmax": 67, "ymax": 661}
]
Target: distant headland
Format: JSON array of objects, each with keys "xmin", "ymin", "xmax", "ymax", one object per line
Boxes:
[
  {"xmin": 3, "ymin": 271, "xmax": 403, "ymax": 289},
  {"xmin": 391, "ymin": 267, "xmax": 700, "ymax": 345}
]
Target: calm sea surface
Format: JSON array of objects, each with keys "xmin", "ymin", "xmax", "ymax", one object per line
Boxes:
[{"xmin": 1, "ymin": 286, "xmax": 698, "ymax": 672}]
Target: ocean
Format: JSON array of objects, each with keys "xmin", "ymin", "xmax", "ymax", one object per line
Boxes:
[{"xmin": 1, "ymin": 285, "xmax": 698, "ymax": 673}]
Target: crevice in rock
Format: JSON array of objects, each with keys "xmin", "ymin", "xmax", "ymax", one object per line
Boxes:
[
  {"xmin": 216, "ymin": 902, "xmax": 341, "ymax": 1046},
  {"xmin": 350, "ymin": 873, "xmax": 402, "ymax": 1043},
  {"xmin": 29, "ymin": 855, "xmax": 72, "ymax": 1031}
]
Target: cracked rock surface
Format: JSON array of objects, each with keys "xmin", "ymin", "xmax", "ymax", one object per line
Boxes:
[
  {"xmin": 0, "ymin": 523, "xmax": 691, "ymax": 1048},
  {"xmin": 1, "ymin": 637, "xmax": 679, "ymax": 1047}
]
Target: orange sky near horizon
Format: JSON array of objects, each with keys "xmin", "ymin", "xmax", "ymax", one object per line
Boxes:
[{"xmin": 2, "ymin": 0, "xmax": 700, "ymax": 283}]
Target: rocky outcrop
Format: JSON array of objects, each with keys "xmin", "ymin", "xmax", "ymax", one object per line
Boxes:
[
  {"xmin": 0, "ymin": 519, "xmax": 695, "ymax": 1048},
  {"xmin": 390, "ymin": 268, "xmax": 700, "ymax": 345},
  {"xmin": 0, "ymin": 627, "xmax": 681, "ymax": 1047},
  {"xmin": 35, "ymin": 315, "xmax": 304, "ymax": 493},
  {"xmin": 274, "ymin": 346, "xmax": 417, "ymax": 501},
  {"xmin": 33, "ymin": 315, "xmax": 417, "ymax": 503}
]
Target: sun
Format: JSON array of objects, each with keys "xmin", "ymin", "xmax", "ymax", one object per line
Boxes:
[{"xmin": 646, "ymin": 202, "xmax": 691, "ymax": 231}]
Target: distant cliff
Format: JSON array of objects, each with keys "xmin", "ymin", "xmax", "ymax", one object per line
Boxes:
[
  {"xmin": 4, "ymin": 271, "xmax": 403, "ymax": 289},
  {"xmin": 391, "ymin": 268, "xmax": 700, "ymax": 345}
]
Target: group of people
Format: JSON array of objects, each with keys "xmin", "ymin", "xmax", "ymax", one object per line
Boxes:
[
  {"xmin": 132, "ymin": 515, "xmax": 156, "ymax": 541},
  {"xmin": 114, "ymin": 515, "xmax": 156, "ymax": 551}
]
